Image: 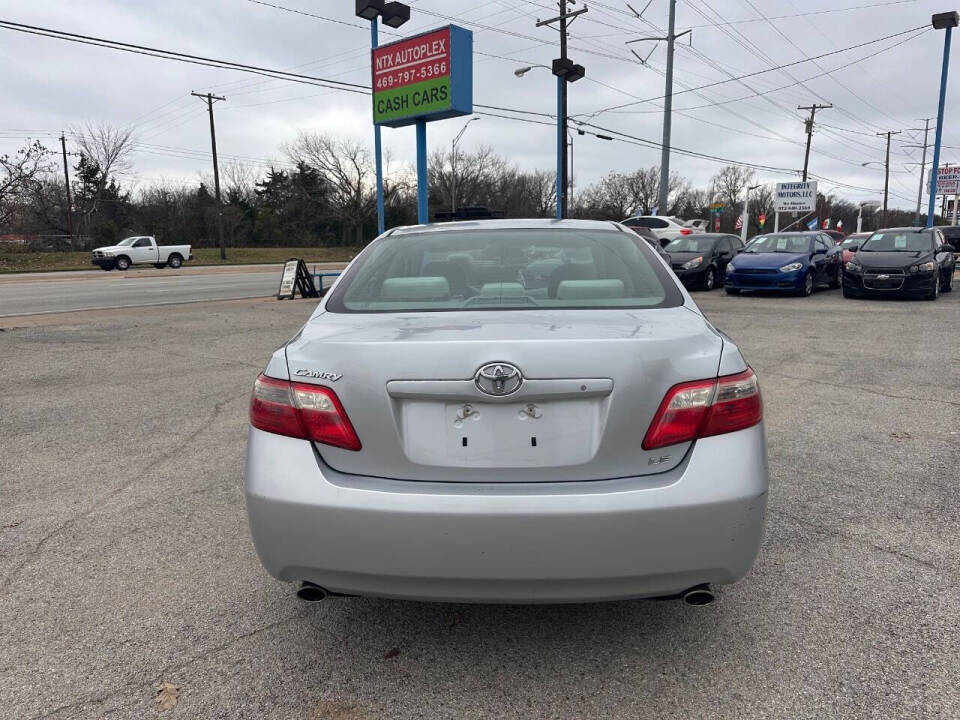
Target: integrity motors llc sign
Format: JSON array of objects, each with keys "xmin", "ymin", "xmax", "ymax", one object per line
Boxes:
[
  {"xmin": 372, "ymin": 25, "xmax": 473, "ymax": 128},
  {"xmin": 774, "ymin": 181, "xmax": 818, "ymax": 213}
]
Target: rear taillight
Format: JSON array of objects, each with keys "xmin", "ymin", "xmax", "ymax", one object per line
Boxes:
[
  {"xmin": 680, "ymin": 228, "xmax": 693, "ymax": 235},
  {"xmin": 642, "ymin": 369, "xmax": 762, "ymax": 450},
  {"xmin": 250, "ymin": 374, "xmax": 361, "ymax": 451}
]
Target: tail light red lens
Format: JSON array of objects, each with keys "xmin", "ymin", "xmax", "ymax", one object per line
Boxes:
[
  {"xmin": 680, "ymin": 228, "xmax": 693, "ymax": 235},
  {"xmin": 250, "ymin": 374, "xmax": 362, "ymax": 451},
  {"xmin": 642, "ymin": 369, "xmax": 762, "ymax": 450}
]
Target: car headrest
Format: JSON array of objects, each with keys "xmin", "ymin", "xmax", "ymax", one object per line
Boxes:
[
  {"xmin": 480, "ymin": 282, "xmax": 526, "ymax": 297},
  {"xmin": 555, "ymin": 279, "xmax": 626, "ymax": 300},
  {"xmin": 381, "ymin": 277, "xmax": 450, "ymax": 301}
]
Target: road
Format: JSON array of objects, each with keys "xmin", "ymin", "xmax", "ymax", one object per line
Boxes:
[
  {"xmin": 2, "ymin": 288, "xmax": 959, "ymax": 719},
  {"xmin": 0, "ymin": 264, "xmax": 345, "ymax": 317}
]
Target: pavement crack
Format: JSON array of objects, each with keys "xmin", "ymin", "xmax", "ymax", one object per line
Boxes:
[
  {"xmin": 25, "ymin": 609, "xmax": 312, "ymax": 720},
  {"xmin": 0, "ymin": 393, "xmax": 243, "ymax": 595},
  {"xmin": 765, "ymin": 370, "xmax": 960, "ymax": 408},
  {"xmin": 775, "ymin": 507, "xmax": 950, "ymax": 577}
]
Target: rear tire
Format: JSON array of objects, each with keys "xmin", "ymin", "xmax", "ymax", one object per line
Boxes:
[
  {"xmin": 167, "ymin": 254, "xmax": 183, "ymax": 269},
  {"xmin": 114, "ymin": 256, "xmax": 130, "ymax": 271}
]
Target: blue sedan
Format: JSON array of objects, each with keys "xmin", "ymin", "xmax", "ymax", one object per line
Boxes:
[{"xmin": 725, "ymin": 231, "xmax": 843, "ymax": 296}]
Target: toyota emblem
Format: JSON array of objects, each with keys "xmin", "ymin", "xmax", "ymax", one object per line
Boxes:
[{"xmin": 475, "ymin": 362, "xmax": 523, "ymax": 396}]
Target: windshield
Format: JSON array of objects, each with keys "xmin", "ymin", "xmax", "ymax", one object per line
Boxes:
[
  {"xmin": 860, "ymin": 231, "xmax": 933, "ymax": 252},
  {"xmin": 665, "ymin": 236, "xmax": 718, "ymax": 252},
  {"xmin": 117, "ymin": 237, "xmax": 138, "ymax": 247},
  {"xmin": 326, "ymin": 228, "xmax": 683, "ymax": 313},
  {"xmin": 743, "ymin": 235, "xmax": 812, "ymax": 254}
]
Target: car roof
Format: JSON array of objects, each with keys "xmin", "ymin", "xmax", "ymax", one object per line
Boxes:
[
  {"xmin": 389, "ymin": 219, "xmax": 623, "ymax": 236},
  {"xmin": 873, "ymin": 227, "xmax": 930, "ymax": 233},
  {"xmin": 756, "ymin": 231, "xmax": 815, "ymax": 236}
]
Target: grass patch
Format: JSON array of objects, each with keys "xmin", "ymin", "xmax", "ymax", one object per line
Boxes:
[{"xmin": 0, "ymin": 246, "xmax": 360, "ymax": 273}]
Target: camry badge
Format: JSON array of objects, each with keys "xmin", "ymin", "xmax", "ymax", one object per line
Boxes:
[
  {"xmin": 294, "ymin": 368, "xmax": 342, "ymax": 381},
  {"xmin": 475, "ymin": 362, "xmax": 523, "ymax": 397}
]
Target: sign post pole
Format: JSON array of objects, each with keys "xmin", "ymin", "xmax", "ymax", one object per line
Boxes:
[
  {"xmin": 556, "ymin": 75, "xmax": 563, "ymax": 220},
  {"xmin": 416, "ymin": 119, "xmax": 428, "ymax": 224},
  {"xmin": 926, "ymin": 19, "xmax": 954, "ymax": 228},
  {"xmin": 371, "ymin": 19, "xmax": 385, "ymax": 235},
  {"xmin": 774, "ymin": 212, "xmax": 779, "ymax": 233}
]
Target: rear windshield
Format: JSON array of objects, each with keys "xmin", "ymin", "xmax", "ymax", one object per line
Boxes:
[
  {"xmin": 326, "ymin": 228, "xmax": 683, "ymax": 313},
  {"xmin": 743, "ymin": 234, "xmax": 813, "ymax": 253},
  {"xmin": 860, "ymin": 231, "xmax": 933, "ymax": 252},
  {"xmin": 665, "ymin": 236, "xmax": 718, "ymax": 252}
]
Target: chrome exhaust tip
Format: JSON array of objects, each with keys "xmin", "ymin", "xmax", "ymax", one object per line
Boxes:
[
  {"xmin": 681, "ymin": 584, "xmax": 715, "ymax": 606},
  {"xmin": 296, "ymin": 581, "xmax": 328, "ymax": 602}
]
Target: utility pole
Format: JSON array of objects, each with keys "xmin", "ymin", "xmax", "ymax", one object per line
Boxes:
[
  {"xmin": 658, "ymin": 0, "xmax": 677, "ymax": 215},
  {"xmin": 192, "ymin": 91, "xmax": 227, "ymax": 260},
  {"xmin": 537, "ymin": 1, "xmax": 586, "ymax": 218},
  {"xmin": 625, "ymin": 1, "xmax": 690, "ymax": 214},
  {"xmin": 798, "ymin": 103, "xmax": 832, "ymax": 181},
  {"xmin": 878, "ymin": 130, "xmax": 901, "ymax": 226},
  {"xmin": 59, "ymin": 132, "xmax": 74, "ymax": 247},
  {"xmin": 911, "ymin": 119, "xmax": 933, "ymax": 225}
]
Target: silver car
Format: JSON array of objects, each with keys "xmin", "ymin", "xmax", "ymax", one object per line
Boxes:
[{"xmin": 245, "ymin": 219, "xmax": 768, "ymax": 605}]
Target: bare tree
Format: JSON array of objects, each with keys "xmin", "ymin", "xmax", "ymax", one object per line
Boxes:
[
  {"xmin": 72, "ymin": 123, "xmax": 135, "ymax": 179},
  {"xmin": 0, "ymin": 140, "xmax": 54, "ymax": 231},
  {"xmin": 288, "ymin": 132, "xmax": 375, "ymax": 245},
  {"xmin": 711, "ymin": 165, "xmax": 755, "ymax": 210},
  {"xmin": 70, "ymin": 123, "xmax": 136, "ymax": 246}
]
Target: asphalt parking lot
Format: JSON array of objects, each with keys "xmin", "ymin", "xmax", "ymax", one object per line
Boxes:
[{"xmin": 2, "ymin": 286, "xmax": 959, "ymax": 719}]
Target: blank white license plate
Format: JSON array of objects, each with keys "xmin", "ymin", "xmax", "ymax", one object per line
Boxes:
[{"xmin": 400, "ymin": 399, "xmax": 603, "ymax": 468}]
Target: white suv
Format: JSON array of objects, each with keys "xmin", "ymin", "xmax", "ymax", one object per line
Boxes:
[{"xmin": 621, "ymin": 216, "xmax": 701, "ymax": 246}]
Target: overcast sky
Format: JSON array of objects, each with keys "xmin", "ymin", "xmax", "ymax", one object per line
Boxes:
[{"xmin": 1, "ymin": 0, "xmax": 955, "ymax": 210}]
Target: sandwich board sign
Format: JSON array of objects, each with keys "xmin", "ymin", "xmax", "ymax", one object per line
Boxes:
[
  {"xmin": 372, "ymin": 25, "xmax": 473, "ymax": 128},
  {"xmin": 277, "ymin": 259, "xmax": 319, "ymax": 300},
  {"xmin": 774, "ymin": 181, "xmax": 818, "ymax": 213}
]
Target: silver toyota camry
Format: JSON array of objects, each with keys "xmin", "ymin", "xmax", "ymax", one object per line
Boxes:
[{"xmin": 245, "ymin": 219, "xmax": 768, "ymax": 604}]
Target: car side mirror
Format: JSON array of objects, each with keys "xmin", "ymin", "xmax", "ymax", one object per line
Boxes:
[{"xmin": 848, "ymin": 245, "xmax": 859, "ymax": 253}]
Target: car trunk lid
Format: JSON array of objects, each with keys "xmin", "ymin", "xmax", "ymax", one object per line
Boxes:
[{"xmin": 284, "ymin": 307, "xmax": 723, "ymax": 482}]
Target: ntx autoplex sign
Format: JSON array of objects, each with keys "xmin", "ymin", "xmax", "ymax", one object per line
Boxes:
[{"xmin": 372, "ymin": 25, "xmax": 472, "ymax": 127}]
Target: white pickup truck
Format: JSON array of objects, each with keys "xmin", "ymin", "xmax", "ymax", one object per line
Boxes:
[{"xmin": 91, "ymin": 236, "xmax": 192, "ymax": 271}]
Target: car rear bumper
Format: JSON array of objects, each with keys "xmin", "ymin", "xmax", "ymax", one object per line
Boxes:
[{"xmin": 244, "ymin": 424, "xmax": 769, "ymax": 603}]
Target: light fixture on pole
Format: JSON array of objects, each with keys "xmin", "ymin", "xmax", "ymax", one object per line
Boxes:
[
  {"xmin": 926, "ymin": 10, "xmax": 958, "ymax": 228},
  {"xmin": 356, "ymin": 0, "xmax": 410, "ymax": 235},
  {"xmin": 451, "ymin": 116, "xmax": 480, "ymax": 214}
]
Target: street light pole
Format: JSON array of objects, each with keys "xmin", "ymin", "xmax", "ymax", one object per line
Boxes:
[
  {"xmin": 927, "ymin": 11, "xmax": 958, "ymax": 228},
  {"xmin": 451, "ymin": 116, "xmax": 479, "ymax": 214}
]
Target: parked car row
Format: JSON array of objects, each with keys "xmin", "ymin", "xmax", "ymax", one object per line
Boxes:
[{"xmin": 621, "ymin": 222, "xmax": 957, "ymax": 301}]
